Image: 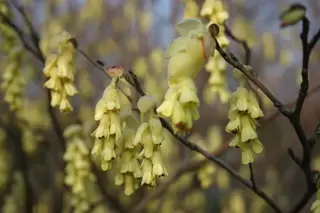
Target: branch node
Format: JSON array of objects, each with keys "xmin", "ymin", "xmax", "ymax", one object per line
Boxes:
[{"xmin": 287, "ymin": 148, "xmax": 301, "ymax": 167}]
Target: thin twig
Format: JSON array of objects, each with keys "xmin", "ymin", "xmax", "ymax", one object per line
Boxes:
[
  {"xmin": 223, "ymin": 23, "xmax": 264, "ymax": 109},
  {"xmin": 287, "ymin": 189, "xmax": 316, "ymax": 213},
  {"xmin": 249, "ymin": 163, "xmax": 257, "ymax": 190},
  {"xmin": 132, "ymin": 83, "xmax": 320, "ymax": 212},
  {"xmin": 294, "ymin": 17, "xmax": 310, "ymax": 115},
  {"xmin": 0, "ymin": 11, "xmax": 40, "ymax": 59},
  {"xmin": 9, "ymin": 0, "xmax": 43, "ymax": 60},
  {"xmin": 224, "ymin": 22, "xmax": 251, "ymax": 65},
  {"xmin": 1, "ymin": 8, "xmax": 129, "ymax": 213},
  {"xmin": 75, "ymin": 47, "xmax": 133, "ymax": 103},
  {"xmin": 163, "ymin": 122, "xmax": 282, "ymax": 213},
  {"xmin": 214, "ymin": 39, "xmax": 291, "ymax": 118},
  {"xmin": 287, "ymin": 19, "xmax": 320, "ymax": 212},
  {"xmin": 308, "ymin": 28, "xmax": 320, "ymax": 50},
  {"xmin": 120, "ymin": 62, "xmax": 283, "ymax": 212},
  {"xmin": 309, "ymin": 124, "xmax": 320, "ymax": 148},
  {"xmin": 131, "ymin": 141, "xmax": 230, "ymax": 213},
  {"xmin": 263, "ymin": 83, "xmax": 320, "ymax": 123}
]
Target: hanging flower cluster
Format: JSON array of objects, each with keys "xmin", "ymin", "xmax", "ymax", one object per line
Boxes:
[
  {"xmin": 91, "ymin": 70, "xmax": 168, "ymax": 195},
  {"xmin": 63, "ymin": 124, "xmax": 96, "ymax": 213},
  {"xmin": 90, "ymin": 72, "xmax": 140, "ymax": 195},
  {"xmin": 1, "ymin": 46, "xmax": 25, "ymax": 111},
  {"xmin": 0, "ymin": 2, "xmax": 25, "ymax": 112},
  {"xmin": 156, "ymin": 18, "xmax": 215, "ymax": 133},
  {"xmin": 43, "ymin": 31, "xmax": 78, "ymax": 112},
  {"xmin": 91, "ymin": 76, "xmax": 123, "ymax": 171},
  {"xmin": 200, "ymin": 0, "xmax": 230, "ymax": 104},
  {"xmin": 113, "ymin": 110, "xmax": 142, "ymax": 196},
  {"xmin": 134, "ymin": 96, "xmax": 167, "ymax": 187},
  {"xmin": 226, "ymin": 87, "xmax": 264, "ymax": 164}
]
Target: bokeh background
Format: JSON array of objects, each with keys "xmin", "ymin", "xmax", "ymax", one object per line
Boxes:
[{"xmin": 0, "ymin": 0, "xmax": 320, "ymax": 213}]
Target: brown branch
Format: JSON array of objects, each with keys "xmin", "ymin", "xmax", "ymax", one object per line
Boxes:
[
  {"xmin": 118, "ymin": 68, "xmax": 282, "ymax": 212},
  {"xmin": 1, "ymin": 7, "xmax": 129, "ymax": 213},
  {"xmin": 249, "ymin": 163, "xmax": 257, "ymax": 190},
  {"xmin": 263, "ymin": 83, "xmax": 320, "ymax": 122},
  {"xmin": 9, "ymin": 0, "xmax": 43, "ymax": 61},
  {"xmin": 217, "ymin": 15, "xmax": 319, "ymax": 213},
  {"xmin": 286, "ymin": 17, "xmax": 320, "ymax": 213},
  {"xmin": 162, "ymin": 119, "xmax": 282, "ymax": 212},
  {"xmin": 224, "ymin": 22, "xmax": 251, "ymax": 65},
  {"xmin": 131, "ymin": 141, "xmax": 230, "ymax": 213},
  {"xmin": 0, "ymin": 11, "xmax": 40, "ymax": 60},
  {"xmin": 215, "ymin": 40, "xmax": 292, "ymax": 118}
]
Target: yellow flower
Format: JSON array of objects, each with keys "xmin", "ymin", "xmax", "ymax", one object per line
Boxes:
[
  {"xmin": 102, "ymin": 78, "xmax": 121, "ymax": 111},
  {"xmin": 248, "ymin": 92, "xmax": 264, "ymax": 119},
  {"xmin": 124, "ymin": 174, "xmax": 135, "ymax": 196},
  {"xmin": 240, "ymin": 115, "xmax": 257, "ymax": 142},
  {"xmin": 311, "ymin": 200, "xmax": 320, "ymax": 213},
  {"xmin": 239, "ymin": 142, "xmax": 255, "ymax": 164},
  {"xmin": 149, "ymin": 118, "xmax": 163, "ymax": 145},
  {"xmin": 251, "ymin": 138, "xmax": 264, "ymax": 154},
  {"xmin": 137, "ymin": 96, "xmax": 158, "ymax": 114},
  {"xmin": 134, "ymin": 122, "xmax": 149, "ymax": 146},
  {"xmin": 165, "ymin": 18, "xmax": 215, "ymax": 85},
  {"xmin": 152, "ymin": 148, "xmax": 168, "ymax": 177},
  {"xmin": 141, "ymin": 158, "xmax": 155, "ymax": 187}
]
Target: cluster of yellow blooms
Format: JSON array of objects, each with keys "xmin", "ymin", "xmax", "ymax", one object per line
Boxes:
[
  {"xmin": 43, "ymin": 31, "xmax": 78, "ymax": 112},
  {"xmin": 226, "ymin": 87, "xmax": 264, "ymax": 164},
  {"xmin": 200, "ymin": 0, "xmax": 230, "ymax": 104},
  {"xmin": 0, "ymin": 2, "xmax": 25, "ymax": 111},
  {"xmin": 134, "ymin": 96, "xmax": 167, "ymax": 187},
  {"xmin": 156, "ymin": 18, "xmax": 215, "ymax": 133},
  {"xmin": 91, "ymin": 73, "xmax": 168, "ymax": 194},
  {"xmin": 91, "ymin": 76, "xmax": 123, "ymax": 171},
  {"xmin": 1, "ymin": 47, "xmax": 25, "ymax": 111},
  {"xmin": 64, "ymin": 124, "xmax": 96, "ymax": 213}
]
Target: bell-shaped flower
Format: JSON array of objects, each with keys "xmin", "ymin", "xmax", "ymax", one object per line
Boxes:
[
  {"xmin": 142, "ymin": 133, "xmax": 154, "ymax": 158},
  {"xmin": 156, "ymin": 87, "xmax": 179, "ymax": 117},
  {"xmin": 137, "ymin": 95, "xmax": 158, "ymax": 114},
  {"xmin": 149, "ymin": 118, "xmax": 164, "ymax": 145},
  {"xmin": 141, "ymin": 158, "xmax": 155, "ymax": 187},
  {"xmin": 102, "ymin": 78, "xmax": 121, "ymax": 111},
  {"xmin": 134, "ymin": 122, "xmax": 149, "ymax": 146},
  {"xmin": 152, "ymin": 148, "xmax": 168, "ymax": 177},
  {"xmin": 226, "ymin": 112, "xmax": 241, "ymax": 133},
  {"xmin": 101, "ymin": 137, "xmax": 116, "ymax": 162},
  {"xmin": 124, "ymin": 174, "xmax": 135, "ymax": 196},
  {"xmin": 248, "ymin": 92, "xmax": 264, "ymax": 119},
  {"xmin": 240, "ymin": 115, "xmax": 257, "ymax": 142},
  {"xmin": 239, "ymin": 142, "xmax": 255, "ymax": 164},
  {"xmin": 251, "ymin": 138, "xmax": 264, "ymax": 154},
  {"xmin": 234, "ymin": 87, "xmax": 250, "ymax": 112},
  {"xmin": 165, "ymin": 18, "xmax": 215, "ymax": 86}
]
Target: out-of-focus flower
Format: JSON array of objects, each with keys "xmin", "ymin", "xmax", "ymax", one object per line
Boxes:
[
  {"xmin": 201, "ymin": 0, "xmax": 230, "ymax": 104},
  {"xmin": 43, "ymin": 31, "xmax": 77, "ymax": 112}
]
